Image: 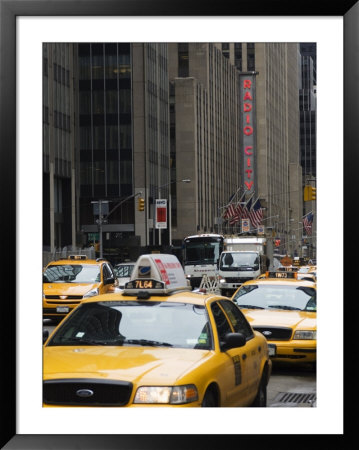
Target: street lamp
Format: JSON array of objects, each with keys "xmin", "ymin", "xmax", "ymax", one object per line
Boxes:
[{"xmin": 156, "ymin": 178, "xmax": 191, "ymax": 246}]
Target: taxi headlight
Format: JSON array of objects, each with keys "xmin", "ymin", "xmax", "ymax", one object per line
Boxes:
[
  {"xmin": 293, "ymin": 330, "xmax": 316, "ymax": 340},
  {"xmin": 134, "ymin": 385, "xmax": 198, "ymax": 404},
  {"xmin": 83, "ymin": 287, "xmax": 99, "ymax": 298}
]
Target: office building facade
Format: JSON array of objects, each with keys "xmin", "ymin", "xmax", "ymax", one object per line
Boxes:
[
  {"xmin": 77, "ymin": 43, "xmax": 170, "ymax": 262},
  {"xmin": 43, "ymin": 43, "xmax": 77, "ymax": 253}
]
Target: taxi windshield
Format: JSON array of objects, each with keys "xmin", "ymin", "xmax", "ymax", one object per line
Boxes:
[
  {"xmin": 43, "ymin": 264, "xmax": 101, "ymax": 284},
  {"xmin": 232, "ymin": 284, "xmax": 316, "ymax": 312},
  {"xmin": 48, "ymin": 301, "xmax": 213, "ymax": 349}
]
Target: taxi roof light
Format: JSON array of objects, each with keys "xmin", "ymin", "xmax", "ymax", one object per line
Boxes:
[
  {"xmin": 123, "ymin": 254, "xmax": 191, "ymax": 296},
  {"xmin": 68, "ymin": 255, "xmax": 87, "ymax": 260},
  {"xmin": 265, "ymin": 271, "xmax": 298, "ymax": 279}
]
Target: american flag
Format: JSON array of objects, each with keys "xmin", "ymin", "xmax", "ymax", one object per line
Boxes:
[
  {"xmin": 223, "ymin": 202, "xmax": 236, "ymax": 220},
  {"xmin": 303, "ymin": 212, "xmax": 313, "ymax": 235},
  {"xmin": 242, "ymin": 196, "xmax": 253, "ymax": 219},
  {"xmin": 229, "ymin": 193, "xmax": 246, "ymax": 225},
  {"xmin": 248, "ymin": 198, "xmax": 263, "ymax": 229}
]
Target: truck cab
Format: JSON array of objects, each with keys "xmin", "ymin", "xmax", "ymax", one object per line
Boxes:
[{"xmin": 218, "ymin": 250, "xmax": 266, "ymax": 297}]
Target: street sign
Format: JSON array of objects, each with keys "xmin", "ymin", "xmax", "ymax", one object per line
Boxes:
[
  {"xmin": 92, "ymin": 201, "xmax": 109, "ymax": 216},
  {"xmin": 258, "ymin": 225, "xmax": 265, "ymax": 234},
  {"xmin": 280, "ymin": 255, "xmax": 293, "ymax": 266},
  {"xmin": 241, "ymin": 218, "xmax": 250, "ymax": 232},
  {"xmin": 155, "ymin": 199, "xmax": 167, "ymax": 229}
]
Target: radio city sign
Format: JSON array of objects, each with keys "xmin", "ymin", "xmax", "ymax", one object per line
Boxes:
[{"xmin": 240, "ymin": 74, "xmax": 257, "ymax": 195}]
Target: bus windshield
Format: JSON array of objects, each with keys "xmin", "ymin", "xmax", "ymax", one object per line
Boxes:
[{"xmin": 183, "ymin": 236, "xmax": 223, "ymax": 265}]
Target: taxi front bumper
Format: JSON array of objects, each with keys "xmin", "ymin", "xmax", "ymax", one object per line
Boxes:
[
  {"xmin": 267, "ymin": 339, "xmax": 316, "ymax": 363},
  {"xmin": 43, "ymin": 299, "xmax": 81, "ymax": 318}
]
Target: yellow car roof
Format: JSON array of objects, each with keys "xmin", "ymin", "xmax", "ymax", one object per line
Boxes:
[
  {"xmin": 47, "ymin": 259, "xmax": 105, "ymax": 266},
  {"xmin": 79, "ymin": 290, "xmax": 215, "ymax": 307},
  {"xmin": 240, "ymin": 277, "xmax": 316, "ymax": 289}
]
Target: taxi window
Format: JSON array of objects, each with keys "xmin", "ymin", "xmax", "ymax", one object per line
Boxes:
[
  {"xmin": 102, "ymin": 264, "xmax": 113, "ymax": 281},
  {"xmin": 43, "ymin": 264, "xmax": 101, "ymax": 283},
  {"xmin": 47, "ymin": 301, "xmax": 213, "ymax": 350},
  {"xmin": 232, "ymin": 284, "xmax": 316, "ymax": 312},
  {"xmin": 219, "ymin": 300, "xmax": 254, "ymax": 339},
  {"xmin": 211, "ymin": 302, "xmax": 232, "ymax": 345},
  {"xmin": 114, "ymin": 264, "xmax": 134, "ymax": 277}
]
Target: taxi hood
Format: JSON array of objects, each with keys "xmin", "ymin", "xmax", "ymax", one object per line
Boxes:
[
  {"xmin": 244, "ymin": 309, "xmax": 316, "ymax": 329},
  {"xmin": 43, "ymin": 283, "xmax": 100, "ymax": 296},
  {"xmin": 43, "ymin": 346, "xmax": 211, "ymax": 385}
]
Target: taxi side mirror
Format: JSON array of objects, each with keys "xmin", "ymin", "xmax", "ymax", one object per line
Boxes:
[
  {"xmin": 104, "ymin": 277, "xmax": 115, "ymax": 285},
  {"xmin": 43, "ymin": 329, "xmax": 49, "ymax": 344},
  {"xmin": 221, "ymin": 332, "xmax": 246, "ymax": 351}
]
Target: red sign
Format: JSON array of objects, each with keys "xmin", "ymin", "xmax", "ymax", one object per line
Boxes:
[
  {"xmin": 155, "ymin": 199, "xmax": 167, "ymax": 229},
  {"xmin": 240, "ymin": 75, "xmax": 256, "ymax": 194}
]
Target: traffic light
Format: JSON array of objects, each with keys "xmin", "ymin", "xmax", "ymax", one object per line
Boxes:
[
  {"xmin": 309, "ymin": 186, "xmax": 316, "ymax": 201},
  {"xmin": 138, "ymin": 197, "xmax": 145, "ymax": 211},
  {"xmin": 304, "ymin": 185, "xmax": 316, "ymax": 201}
]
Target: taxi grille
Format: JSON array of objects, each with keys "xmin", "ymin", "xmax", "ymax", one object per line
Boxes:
[
  {"xmin": 43, "ymin": 379, "xmax": 133, "ymax": 406},
  {"xmin": 253, "ymin": 326, "xmax": 293, "ymax": 341},
  {"xmin": 45, "ymin": 295, "xmax": 83, "ymax": 300}
]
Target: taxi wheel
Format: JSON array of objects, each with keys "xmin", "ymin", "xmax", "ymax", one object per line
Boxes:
[
  {"xmin": 201, "ymin": 388, "xmax": 218, "ymax": 407},
  {"xmin": 251, "ymin": 373, "xmax": 267, "ymax": 407}
]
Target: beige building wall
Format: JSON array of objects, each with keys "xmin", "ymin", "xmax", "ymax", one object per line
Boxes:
[
  {"xmin": 43, "ymin": 43, "xmax": 77, "ymax": 251},
  {"xmin": 132, "ymin": 43, "xmax": 170, "ymax": 247},
  {"xmin": 132, "ymin": 43, "xmax": 148, "ymax": 247},
  {"xmin": 254, "ymin": 43, "xmax": 301, "ymax": 254},
  {"xmin": 170, "ymin": 43, "xmax": 241, "ymax": 241}
]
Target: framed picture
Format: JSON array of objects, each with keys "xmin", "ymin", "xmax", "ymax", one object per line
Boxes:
[{"xmin": 1, "ymin": 0, "xmax": 356, "ymax": 448}]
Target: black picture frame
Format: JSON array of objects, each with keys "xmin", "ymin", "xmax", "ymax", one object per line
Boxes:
[{"xmin": 1, "ymin": 1, "xmax": 356, "ymax": 448}]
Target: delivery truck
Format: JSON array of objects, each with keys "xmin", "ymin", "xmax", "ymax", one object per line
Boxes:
[{"xmin": 218, "ymin": 236, "xmax": 268, "ymax": 296}]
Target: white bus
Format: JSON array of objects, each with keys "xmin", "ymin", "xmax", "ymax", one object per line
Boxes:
[{"xmin": 182, "ymin": 234, "xmax": 224, "ymax": 288}]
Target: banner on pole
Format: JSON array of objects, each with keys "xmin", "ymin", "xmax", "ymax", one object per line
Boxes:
[
  {"xmin": 241, "ymin": 218, "xmax": 250, "ymax": 232},
  {"xmin": 155, "ymin": 199, "xmax": 167, "ymax": 229}
]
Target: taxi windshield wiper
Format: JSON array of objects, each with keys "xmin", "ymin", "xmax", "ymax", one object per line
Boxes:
[
  {"xmin": 267, "ymin": 305, "xmax": 301, "ymax": 311},
  {"xmin": 55, "ymin": 336, "xmax": 108, "ymax": 346},
  {"xmin": 55, "ymin": 336, "xmax": 126, "ymax": 346},
  {"xmin": 237, "ymin": 304, "xmax": 264, "ymax": 309},
  {"xmin": 124, "ymin": 339, "xmax": 173, "ymax": 347}
]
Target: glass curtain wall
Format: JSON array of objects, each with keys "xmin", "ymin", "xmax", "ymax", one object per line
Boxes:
[{"xmin": 78, "ymin": 43, "xmax": 132, "ymax": 225}]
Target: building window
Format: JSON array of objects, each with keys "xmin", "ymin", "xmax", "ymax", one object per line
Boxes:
[
  {"xmin": 247, "ymin": 43, "xmax": 255, "ymax": 71},
  {"xmin": 178, "ymin": 43, "xmax": 189, "ymax": 77},
  {"xmin": 234, "ymin": 43, "xmax": 242, "ymax": 71},
  {"xmin": 43, "ymin": 57, "xmax": 48, "ymax": 77}
]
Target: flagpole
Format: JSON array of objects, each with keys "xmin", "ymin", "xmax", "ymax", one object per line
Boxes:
[{"xmin": 302, "ymin": 211, "xmax": 313, "ymax": 218}]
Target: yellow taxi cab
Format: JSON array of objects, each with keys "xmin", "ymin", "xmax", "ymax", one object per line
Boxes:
[
  {"xmin": 296, "ymin": 272, "xmax": 316, "ymax": 283},
  {"xmin": 43, "ymin": 255, "xmax": 117, "ymax": 322},
  {"xmin": 231, "ymin": 270, "xmax": 316, "ymax": 368},
  {"xmin": 43, "ymin": 254, "xmax": 272, "ymax": 407}
]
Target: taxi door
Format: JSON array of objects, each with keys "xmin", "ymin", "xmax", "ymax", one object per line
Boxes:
[
  {"xmin": 210, "ymin": 301, "xmax": 253, "ymax": 406},
  {"xmin": 219, "ymin": 299, "xmax": 263, "ymax": 401}
]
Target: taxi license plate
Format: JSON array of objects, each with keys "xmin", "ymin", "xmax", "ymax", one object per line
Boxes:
[
  {"xmin": 56, "ymin": 306, "xmax": 69, "ymax": 313},
  {"xmin": 268, "ymin": 344, "xmax": 276, "ymax": 356}
]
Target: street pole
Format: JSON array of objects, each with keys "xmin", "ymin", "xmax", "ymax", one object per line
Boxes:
[
  {"xmin": 99, "ymin": 200, "xmax": 103, "ymax": 259},
  {"xmin": 158, "ymin": 187, "xmax": 162, "ymax": 247},
  {"xmin": 155, "ymin": 178, "xmax": 191, "ymax": 248}
]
